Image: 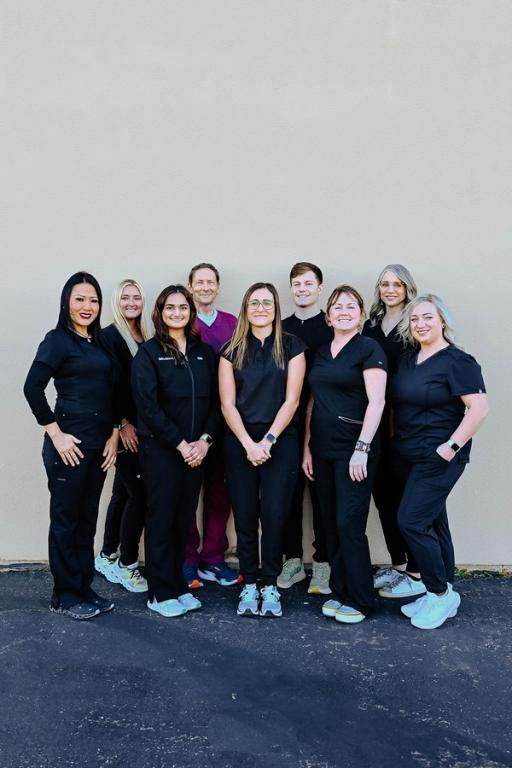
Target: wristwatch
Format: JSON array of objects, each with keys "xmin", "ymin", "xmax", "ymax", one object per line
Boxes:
[
  {"xmin": 447, "ymin": 439, "xmax": 461, "ymax": 453},
  {"xmin": 265, "ymin": 433, "xmax": 277, "ymax": 445},
  {"xmin": 200, "ymin": 433, "xmax": 213, "ymax": 446}
]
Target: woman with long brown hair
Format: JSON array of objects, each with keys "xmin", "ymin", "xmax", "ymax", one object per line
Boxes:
[
  {"xmin": 131, "ymin": 285, "xmax": 219, "ymax": 617},
  {"xmin": 219, "ymin": 282, "xmax": 306, "ymax": 618}
]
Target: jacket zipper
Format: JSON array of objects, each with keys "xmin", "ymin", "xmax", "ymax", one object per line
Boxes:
[{"xmin": 184, "ymin": 354, "xmax": 195, "ymax": 440}]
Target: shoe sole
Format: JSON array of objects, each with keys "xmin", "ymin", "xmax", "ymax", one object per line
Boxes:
[
  {"xmin": 276, "ymin": 572, "xmax": 306, "ymax": 589},
  {"xmin": 117, "ymin": 579, "xmax": 148, "ymax": 593},
  {"xmin": 198, "ymin": 569, "xmax": 240, "ymax": 586},
  {"xmin": 95, "ymin": 562, "xmax": 122, "ymax": 584},
  {"xmin": 335, "ymin": 612, "xmax": 365, "ymax": 624},
  {"xmin": 147, "ymin": 602, "xmax": 187, "ymax": 618},
  {"xmin": 308, "ymin": 585, "xmax": 332, "ymax": 595},
  {"xmin": 322, "ymin": 606, "xmax": 341, "ymax": 618},
  {"xmin": 411, "ymin": 605, "xmax": 459, "ymax": 629},
  {"xmin": 260, "ymin": 606, "xmax": 282, "ymax": 617},
  {"xmin": 378, "ymin": 587, "xmax": 427, "ymax": 599},
  {"xmin": 237, "ymin": 608, "xmax": 259, "ymax": 616},
  {"xmin": 93, "ymin": 602, "xmax": 115, "ymax": 614},
  {"xmin": 50, "ymin": 605, "xmax": 100, "ymax": 620}
]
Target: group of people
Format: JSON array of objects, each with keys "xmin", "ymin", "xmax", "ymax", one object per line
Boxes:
[{"xmin": 23, "ymin": 261, "xmax": 489, "ymax": 630}]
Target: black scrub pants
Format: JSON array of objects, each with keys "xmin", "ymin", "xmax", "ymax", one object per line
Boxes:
[
  {"xmin": 281, "ymin": 442, "xmax": 328, "ymax": 563},
  {"xmin": 224, "ymin": 429, "xmax": 299, "ymax": 585},
  {"xmin": 43, "ymin": 437, "xmax": 107, "ymax": 609},
  {"xmin": 397, "ymin": 454, "xmax": 465, "ymax": 594},
  {"xmin": 101, "ymin": 467, "xmax": 128, "ymax": 556},
  {"xmin": 139, "ymin": 437, "xmax": 203, "ymax": 602},
  {"xmin": 314, "ymin": 453, "xmax": 377, "ymax": 615},
  {"xmin": 113, "ymin": 451, "xmax": 146, "ymax": 565},
  {"xmin": 372, "ymin": 441, "xmax": 419, "ymax": 572}
]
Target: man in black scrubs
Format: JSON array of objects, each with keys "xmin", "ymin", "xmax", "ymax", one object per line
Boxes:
[{"xmin": 278, "ymin": 262, "xmax": 333, "ymax": 594}]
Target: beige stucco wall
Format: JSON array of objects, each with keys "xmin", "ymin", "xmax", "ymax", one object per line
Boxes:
[{"xmin": 1, "ymin": 1, "xmax": 510, "ymax": 566}]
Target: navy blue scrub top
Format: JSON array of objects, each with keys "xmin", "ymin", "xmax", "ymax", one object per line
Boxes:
[
  {"xmin": 24, "ymin": 328, "xmax": 115, "ymax": 449},
  {"xmin": 389, "ymin": 345, "xmax": 486, "ymax": 463},
  {"xmin": 308, "ymin": 334, "xmax": 387, "ymax": 459},
  {"xmin": 221, "ymin": 332, "xmax": 306, "ymax": 432}
]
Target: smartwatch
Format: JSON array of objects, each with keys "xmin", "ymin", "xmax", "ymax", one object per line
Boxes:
[
  {"xmin": 447, "ymin": 439, "xmax": 461, "ymax": 453},
  {"xmin": 265, "ymin": 433, "xmax": 277, "ymax": 445},
  {"xmin": 200, "ymin": 433, "xmax": 213, "ymax": 446}
]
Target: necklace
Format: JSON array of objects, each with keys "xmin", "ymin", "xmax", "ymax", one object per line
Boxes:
[{"xmin": 73, "ymin": 329, "xmax": 92, "ymax": 342}]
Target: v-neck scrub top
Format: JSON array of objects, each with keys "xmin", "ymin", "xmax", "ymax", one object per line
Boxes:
[
  {"xmin": 221, "ymin": 332, "xmax": 306, "ymax": 433},
  {"xmin": 389, "ymin": 345, "xmax": 486, "ymax": 463},
  {"xmin": 308, "ymin": 334, "xmax": 387, "ymax": 460}
]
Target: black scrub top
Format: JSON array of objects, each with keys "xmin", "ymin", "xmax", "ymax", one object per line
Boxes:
[
  {"xmin": 389, "ymin": 345, "xmax": 486, "ymax": 464},
  {"xmin": 131, "ymin": 337, "xmax": 220, "ymax": 448},
  {"xmin": 100, "ymin": 324, "xmax": 141, "ymax": 425},
  {"xmin": 362, "ymin": 319, "xmax": 410, "ymax": 377},
  {"xmin": 282, "ymin": 311, "xmax": 333, "ymax": 416},
  {"xmin": 308, "ymin": 334, "xmax": 387, "ymax": 460},
  {"xmin": 221, "ymin": 332, "xmax": 306, "ymax": 435},
  {"xmin": 23, "ymin": 328, "xmax": 115, "ymax": 449}
]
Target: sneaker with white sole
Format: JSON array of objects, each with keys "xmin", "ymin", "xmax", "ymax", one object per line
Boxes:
[
  {"xmin": 378, "ymin": 572, "xmax": 426, "ymax": 599},
  {"xmin": 373, "ymin": 566, "xmax": 400, "ymax": 589},
  {"xmin": 277, "ymin": 558, "xmax": 306, "ymax": 589},
  {"xmin": 178, "ymin": 593, "xmax": 202, "ymax": 612},
  {"xmin": 322, "ymin": 599, "xmax": 342, "ymax": 618},
  {"xmin": 410, "ymin": 589, "xmax": 461, "ymax": 630},
  {"xmin": 94, "ymin": 552, "xmax": 120, "ymax": 583},
  {"xmin": 308, "ymin": 562, "xmax": 332, "ymax": 595},
  {"xmin": 147, "ymin": 597, "xmax": 187, "ymax": 617},
  {"xmin": 237, "ymin": 584, "xmax": 259, "ymax": 617},
  {"xmin": 111, "ymin": 559, "xmax": 148, "ymax": 593},
  {"xmin": 260, "ymin": 585, "xmax": 282, "ymax": 618},
  {"xmin": 335, "ymin": 604, "xmax": 366, "ymax": 624},
  {"xmin": 198, "ymin": 561, "xmax": 242, "ymax": 586},
  {"xmin": 402, "ymin": 583, "xmax": 454, "ymax": 618}
]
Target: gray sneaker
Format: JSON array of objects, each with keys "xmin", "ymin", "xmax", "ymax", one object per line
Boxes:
[
  {"xmin": 277, "ymin": 558, "xmax": 306, "ymax": 589},
  {"xmin": 237, "ymin": 584, "xmax": 259, "ymax": 617},
  {"xmin": 373, "ymin": 566, "xmax": 397, "ymax": 589},
  {"xmin": 111, "ymin": 559, "xmax": 148, "ymax": 593},
  {"xmin": 308, "ymin": 561, "xmax": 332, "ymax": 594},
  {"xmin": 260, "ymin": 585, "xmax": 282, "ymax": 617}
]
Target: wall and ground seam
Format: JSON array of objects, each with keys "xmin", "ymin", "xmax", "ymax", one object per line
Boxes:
[{"xmin": 1, "ymin": 1, "xmax": 510, "ymax": 568}]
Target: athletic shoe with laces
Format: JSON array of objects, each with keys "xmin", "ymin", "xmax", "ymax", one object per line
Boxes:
[
  {"xmin": 401, "ymin": 583, "xmax": 454, "ymax": 618},
  {"xmin": 410, "ymin": 588, "xmax": 461, "ymax": 629},
  {"xmin": 308, "ymin": 561, "xmax": 332, "ymax": 594},
  {"xmin": 178, "ymin": 593, "xmax": 202, "ymax": 611},
  {"xmin": 50, "ymin": 601, "xmax": 100, "ymax": 620},
  {"xmin": 94, "ymin": 551, "xmax": 120, "ymax": 583},
  {"xmin": 83, "ymin": 588, "xmax": 115, "ymax": 613},
  {"xmin": 378, "ymin": 572, "xmax": 426, "ymax": 599},
  {"xmin": 260, "ymin": 585, "xmax": 282, "ymax": 617},
  {"xmin": 322, "ymin": 599, "xmax": 342, "ymax": 618},
  {"xmin": 198, "ymin": 561, "xmax": 242, "ymax": 586},
  {"xmin": 111, "ymin": 559, "xmax": 148, "ymax": 593},
  {"xmin": 373, "ymin": 566, "xmax": 399, "ymax": 589},
  {"xmin": 276, "ymin": 558, "xmax": 306, "ymax": 589},
  {"xmin": 237, "ymin": 584, "xmax": 259, "ymax": 617},
  {"xmin": 183, "ymin": 564, "xmax": 204, "ymax": 589},
  {"xmin": 335, "ymin": 604, "xmax": 366, "ymax": 624},
  {"xmin": 147, "ymin": 597, "xmax": 187, "ymax": 617}
]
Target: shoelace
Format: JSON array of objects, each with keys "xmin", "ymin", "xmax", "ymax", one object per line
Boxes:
[
  {"xmin": 240, "ymin": 586, "xmax": 258, "ymax": 600},
  {"xmin": 282, "ymin": 560, "xmax": 300, "ymax": 575},
  {"xmin": 261, "ymin": 586, "xmax": 280, "ymax": 602},
  {"xmin": 387, "ymin": 572, "xmax": 409, "ymax": 589}
]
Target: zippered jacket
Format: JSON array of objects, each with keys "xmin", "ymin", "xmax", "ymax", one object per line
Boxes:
[{"xmin": 131, "ymin": 337, "xmax": 220, "ymax": 447}]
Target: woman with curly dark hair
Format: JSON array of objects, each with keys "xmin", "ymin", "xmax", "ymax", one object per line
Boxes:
[{"xmin": 131, "ymin": 285, "xmax": 219, "ymax": 617}]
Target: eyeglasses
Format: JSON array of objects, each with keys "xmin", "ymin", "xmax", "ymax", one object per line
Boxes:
[
  {"xmin": 379, "ymin": 281, "xmax": 405, "ymax": 290},
  {"xmin": 247, "ymin": 299, "xmax": 275, "ymax": 310}
]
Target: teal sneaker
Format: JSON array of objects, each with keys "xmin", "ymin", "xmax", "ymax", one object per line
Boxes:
[{"xmin": 260, "ymin": 585, "xmax": 282, "ymax": 618}]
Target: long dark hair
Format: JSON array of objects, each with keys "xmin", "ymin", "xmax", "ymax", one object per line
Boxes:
[
  {"xmin": 152, "ymin": 285, "xmax": 199, "ymax": 364},
  {"xmin": 57, "ymin": 271, "xmax": 103, "ymax": 342}
]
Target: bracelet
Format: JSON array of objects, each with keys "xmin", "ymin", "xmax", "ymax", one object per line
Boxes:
[
  {"xmin": 119, "ymin": 422, "xmax": 129, "ymax": 431},
  {"xmin": 355, "ymin": 440, "xmax": 371, "ymax": 454}
]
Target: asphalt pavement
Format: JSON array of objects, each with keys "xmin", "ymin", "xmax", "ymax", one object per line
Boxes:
[{"xmin": 1, "ymin": 570, "xmax": 511, "ymax": 768}]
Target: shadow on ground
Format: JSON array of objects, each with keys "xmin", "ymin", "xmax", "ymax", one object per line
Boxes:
[{"xmin": 1, "ymin": 571, "xmax": 511, "ymax": 768}]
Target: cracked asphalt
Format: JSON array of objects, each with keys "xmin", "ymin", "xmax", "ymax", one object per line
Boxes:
[{"xmin": 1, "ymin": 570, "xmax": 511, "ymax": 768}]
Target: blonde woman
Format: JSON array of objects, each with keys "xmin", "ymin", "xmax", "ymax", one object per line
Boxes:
[
  {"xmin": 95, "ymin": 279, "xmax": 152, "ymax": 593},
  {"xmin": 219, "ymin": 283, "xmax": 306, "ymax": 618},
  {"xmin": 390, "ymin": 295, "xmax": 489, "ymax": 629}
]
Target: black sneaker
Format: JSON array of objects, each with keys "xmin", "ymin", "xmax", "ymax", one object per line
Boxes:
[
  {"xmin": 83, "ymin": 588, "xmax": 115, "ymax": 614},
  {"xmin": 50, "ymin": 601, "xmax": 100, "ymax": 620}
]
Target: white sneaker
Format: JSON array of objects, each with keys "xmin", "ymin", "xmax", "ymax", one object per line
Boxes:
[
  {"xmin": 308, "ymin": 562, "xmax": 332, "ymax": 595},
  {"xmin": 277, "ymin": 558, "xmax": 306, "ymax": 589},
  {"xmin": 410, "ymin": 589, "xmax": 461, "ymax": 629},
  {"xmin": 260, "ymin": 585, "xmax": 282, "ymax": 617},
  {"xmin": 178, "ymin": 593, "xmax": 202, "ymax": 611},
  {"xmin": 111, "ymin": 560, "xmax": 148, "ymax": 593},
  {"xmin": 237, "ymin": 584, "xmax": 259, "ymax": 616},
  {"xmin": 335, "ymin": 605, "xmax": 366, "ymax": 624},
  {"xmin": 147, "ymin": 597, "xmax": 187, "ymax": 617},
  {"xmin": 94, "ymin": 552, "xmax": 120, "ymax": 583},
  {"xmin": 322, "ymin": 599, "xmax": 342, "ymax": 618},
  {"xmin": 373, "ymin": 566, "xmax": 400, "ymax": 589},
  {"xmin": 401, "ymin": 594, "xmax": 427, "ymax": 618},
  {"xmin": 378, "ymin": 573, "xmax": 426, "ymax": 599}
]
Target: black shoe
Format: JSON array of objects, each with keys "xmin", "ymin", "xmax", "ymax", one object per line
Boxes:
[
  {"xmin": 50, "ymin": 601, "xmax": 100, "ymax": 620},
  {"xmin": 83, "ymin": 588, "xmax": 115, "ymax": 614}
]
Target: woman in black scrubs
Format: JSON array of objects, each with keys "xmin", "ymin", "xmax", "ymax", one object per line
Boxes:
[
  {"xmin": 96, "ymin": 279, "xmax": 152, "ymax": 593},
  {"xmin": 303, "ymin": 285, "xmax": 387, "ymax": 624},
  {"xmin": 219, "ymin": 283, "xmax": 306, "ymax": 618},
  {"xmin": 390, "ymin": 294, "xmax": 488, "ymax": 629},
  {"xmin": 24, "ymin": 272, "xmax": 119, "ymax": 620},
  {"xmin": 362, "ymin": 264, "xmax": 424, "ymax": 599},
  {"xmin": 131, "ymin": 285, "xmax": 219, "ymax": 618}
]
